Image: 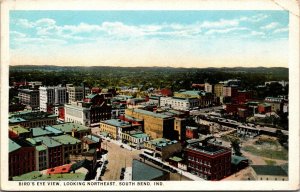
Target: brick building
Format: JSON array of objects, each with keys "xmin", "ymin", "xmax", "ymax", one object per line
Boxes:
[
  {"xmin": 233, "ymin": 90, "xmax": 252, "ymax": 104},
  {"xmin": 9, "ymin": 139, "xmax": 36, "ymax": 178},
  {"xmin": 51, "ymin": 123, "xmax": 91, "ymax": 140},
  {"xmin": 125, "ymin": 108, "xmax": 175, "ymax": 140},
  {"xmin": 185, "ymin": 143, "xmax": 231, "ymax": 180},
  {"xmin": 186, "ymin": 126, "xmax": 198, "ymax": 139},
  {"xmin": 99, "ymin": 119, "xmax": 138, "ymax": 140},
  {"xmin": 52, "ymin": 134, "xmax": 82, "ymax": 164},
  {"xmin": 34, "ymin": 136, "xmax": 63, "ymax": 168},
  {"xmin": 223, "ymin": 86, "xmax": 238, "ymax": 97},
  {"xmin": 9, "ymin": 111, "xmax": 57, "ymax": 128},
  {"xmin": 144, "ymin": 138, "xmax": 182, "ymax": 161}
]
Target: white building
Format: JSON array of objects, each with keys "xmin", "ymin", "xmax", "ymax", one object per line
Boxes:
[
  {"xmin": 64, "ymin": 102, "xmax": 90, "ymax": 126},
  {"xmin": 39, "ymin": 86, "xmax": 67, "ymax": 112},
  {"xmin": 160, "ymin": 97, "xmax": 200, "ymax": 111}
]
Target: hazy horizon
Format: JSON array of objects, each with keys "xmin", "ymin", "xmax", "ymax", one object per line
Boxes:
[{"xmin": 10, "ymin": 11, "xmax": 289, "ymax": 68}]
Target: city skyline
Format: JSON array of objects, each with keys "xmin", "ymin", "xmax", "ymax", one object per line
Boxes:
[{"xmin": 10, "ymin": 10, "xmax": 289, "ymax": 68}]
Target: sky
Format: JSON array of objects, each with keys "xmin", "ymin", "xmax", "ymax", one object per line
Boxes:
[{"xmin": 9, "ymin": 11, "xmax": 289, "ymax": 68}]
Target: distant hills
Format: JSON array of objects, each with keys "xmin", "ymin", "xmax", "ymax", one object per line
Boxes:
[
  {"xmin": 10, "ymin": 65, "xmax": 288, "ymax": 74},
  {"xmin": 9, "ymin": 65, "xmax": 288, "ymax": 89}
]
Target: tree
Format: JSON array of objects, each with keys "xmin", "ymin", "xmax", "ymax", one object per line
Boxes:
[{"xmin": 231, "ymin": 139, "xmax": 242, "ymax": 156}]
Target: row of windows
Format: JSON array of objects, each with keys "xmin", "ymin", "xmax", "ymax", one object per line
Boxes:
[
  {"xmin": 189, "ymin": 163, "xmax": 211, "ymax": 174},
  {"xmin": 10, "ymin": 152, "xmax": 35, "ymax": 162},
  {"xmin": 188, "ymin": 156, "xmax": 211, "ymax": 166},
  {"xmin": 22, "ymin": 119, "xmax": 56, "ymax": 127}
]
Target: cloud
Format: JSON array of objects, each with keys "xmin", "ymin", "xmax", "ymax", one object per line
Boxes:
[
  {"xmin": 13, "ymin": 37, "xmax": 66, "ymax": 46},
  {"xmin": 273, "ymin": 27, "xmax": 288, "ymax": 33},
  {"xmin": 260, "ymin": 22, "xmax": 280, "ymax": 30},
  {"xmin": 205, "ymin": 27, "xmax": 249, "ymax": 35},
  {"xmin": 10, "ymin": 31, "xmax": 27, "ymax": 38},
  {"xmin": 201, "ymin": 19, "xmax": 239, "ymax": 28},
  {"xmin": 250, "ymin": 31, "xmax": 265, "ymax": 36},
  {"xmin": 15, "ymin": 19, "xmax": 35, "ymax": 28},
  {"xmin": 240, "ymin": 14, "xmax": 269, "ymax": 22}
]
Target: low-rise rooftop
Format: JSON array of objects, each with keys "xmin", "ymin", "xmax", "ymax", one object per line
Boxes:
[
  {"xmin": 131, "ymin": 133, "xmax": 149, "ymax": 139},
  {"xmin": 130, "ymin": 108, "xmax": 172, "ymax": 119},
  {"xmin": 9, "ymin": 117, "xmax": 27, "ymax": 124},
  {"xmin": 52, "ymin": 123, "xmax": 90, "ymax": 133},
  {"xmin": 52, "ymin": 134, "xmax": 81, "ymax": 145},
  {"xmin": 12, "ymin": 171, "xmax": 85, "ymax": 181},
  {"xmin": 174, "ymin": 90, "xmax": 207, "ymax": 98},
  {"xmin": 147, "ymin": 138, "xmax": 178, "ymax": 147},
  {"xmin": 45, "ymin": 125, "xmax": 63, "ymax": 135},
  {"xmin": 36, "ymin": 145, "xmax": 47, "ymax": 151},
  {"xmin": 10, "ymin": 111, "xmax": 57, "ymax": 121},
  {"xmin": 132, "ymin": 159, "xmax": 166, "ymax": 181},
  {"xmin": 251, "ymin": 165, "xmax": 287, "ymax": 176},
  {"xmin": 186, "ymin": 143, "xmax": 230, "ymax": 156},
  {"xmin": 123, "ymin": 115, "xmax": 143, "ymax": 122},
  {"xmin": 9, "ymin": 139, "xmax": 21, "ymax": 153},
  {"xmin": 29, "ymin": 127, "xmax": 52, "ymax": 137},
  {"xmin": 83, "ymin": 135, "xmax": 101, "ymax": 143},
  {"xmin": 101, "ymin": 119, "xmax": 131, "ymax": 127},
  {"xmin": 34, "ymin": 136, "xmax": 62, "ymax": 148},
  {"xmin": 231, "ymin": 155, "xmax": 248, "ymax": 165},
  {"xmin": 10, "ymin": 125, "xmax": 30, "ymax": 134}
]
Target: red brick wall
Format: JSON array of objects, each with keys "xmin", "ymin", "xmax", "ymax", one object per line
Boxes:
[
  {"xmin": 185, "ymin": 146, "xmax": 231, "ymax": 180},
  {"xmin": 48, "ymin": 146, "xmax": 63, "ymax": 168},
  {"xmin": 9, "ymin": 147, "xmax": 36, "ymax": 178}
]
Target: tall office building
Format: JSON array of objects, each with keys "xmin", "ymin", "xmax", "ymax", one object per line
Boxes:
[{"xmin": 39, "ymin": 86, "xmax": 67, "ymax": 112}]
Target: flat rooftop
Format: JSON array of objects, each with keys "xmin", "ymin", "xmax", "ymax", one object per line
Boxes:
[
  {"xmin": 52, "ymin": 134, "xmax": 81, "ymax": 145},
  {"xmin": 129, "ymin": 108, "xmax": 172, "ymax": 119},
  {"xmin": 132, "ymin": 159, "xmax": 166, "ymax": 181},
  {"xmin": 252, "ymin": 165, "xmax": 287, "ymax": 176},
  {"xmin": 34, "ymin": 136, "xmax": 62, "ymax": 148},
  {"xmin": 9, "ymin": 117, "xmax": 27, "ymax": 124},
  {"xmin": 45, "ymin": 125, "xmax": 63, "ymax": 135},
  {"xmin": 124, "ymin": 115, "xmax": 143, "ymax": 122},
  {"xmin": 131, "ymin": 133, "xmax": 149, "ymax": 139},
  {"xmin": 12, "ymin": 171, "xmax": 86, "ymax": 181},
  {"xmin": 29, "ymin": 127, "xmax": 52, "ymax": 137},
  {"xmin": 101, "ymin": 119, "xmax": 131, "ymax": 127},
  {"xmin": 83, "ymin": 134, "xmax": 101, "ymax": 143},
  {"xmin": 9, "ymin": 139, "xmax": 21, "ymax": 153},
  {"xmin": 187, "ymin": 143, "xmax": 230, "ymax": 156},
  {"xmin": 10, "ymin": 125, "xmax": 29, "ymax": 134},
  {"xmin": 52, "ymin": 123, "xmax": 90, "ymax": 133},
  {"xmin": 147, "ymin": 138, "xmax": 178, "ymax": 147},
  {"xmin": 9, "ymin": 111, "xmax": 57, "ymax": 121}
]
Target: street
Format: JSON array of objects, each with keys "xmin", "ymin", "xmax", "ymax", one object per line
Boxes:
[{"xmin": 100, "ymin": 139, "xmax": 142, "ymax": 181}]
